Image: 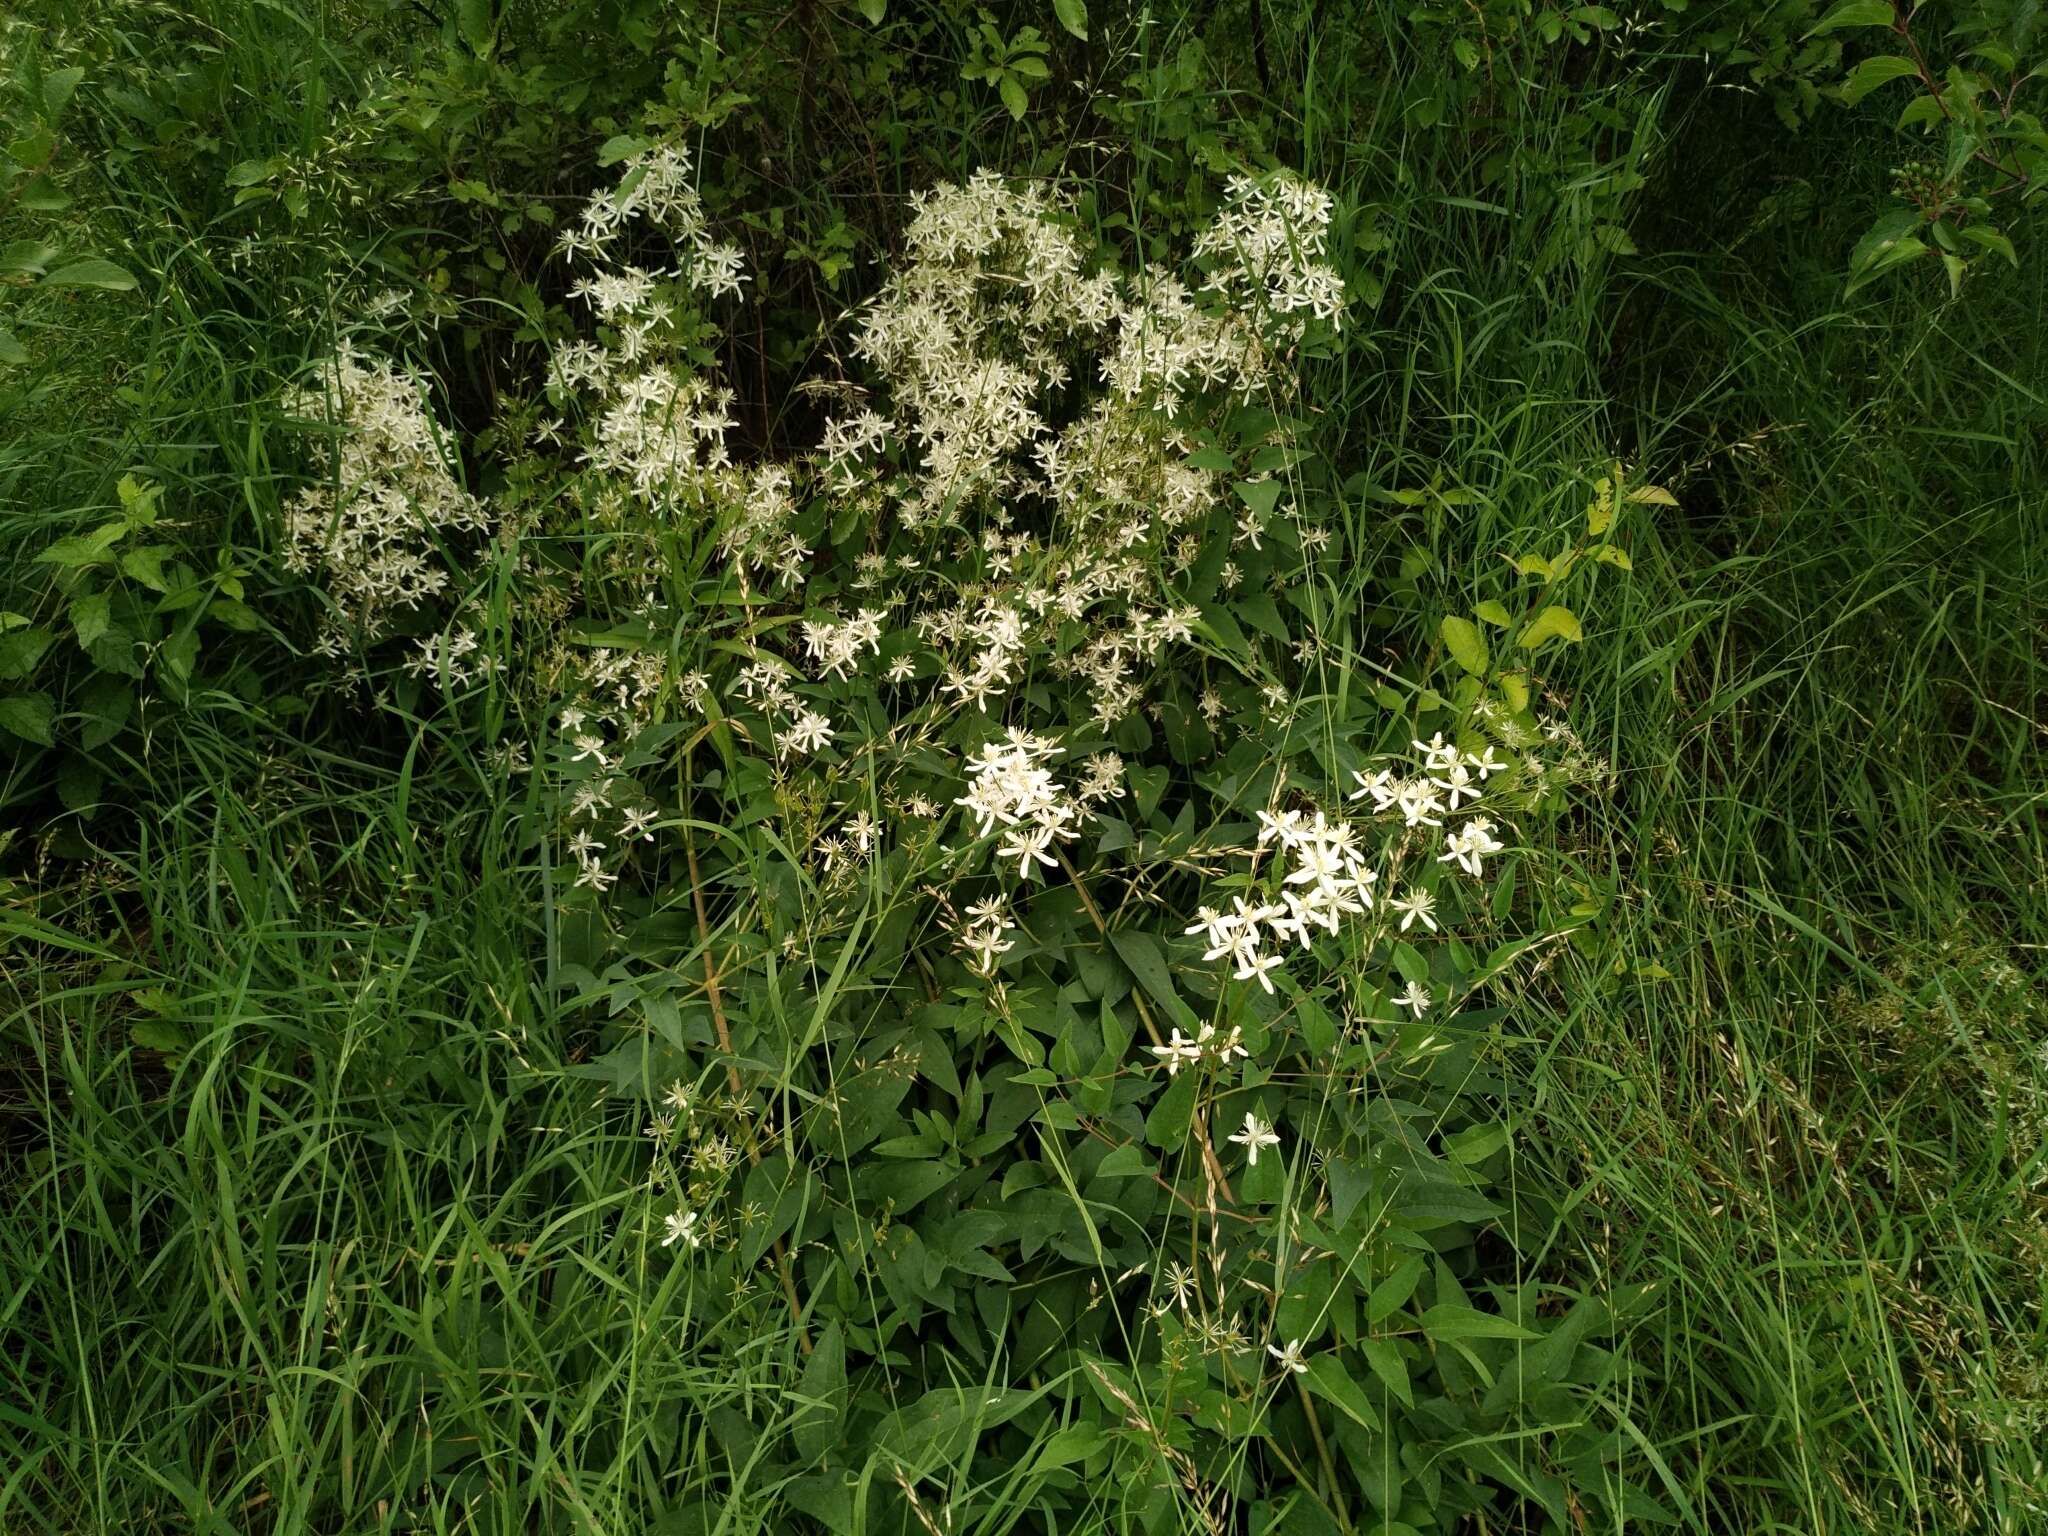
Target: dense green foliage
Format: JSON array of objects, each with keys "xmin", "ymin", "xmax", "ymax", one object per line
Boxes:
[{"xmin": 3, "ymin": 2, "xmax": 2044, "ymax": 1534}]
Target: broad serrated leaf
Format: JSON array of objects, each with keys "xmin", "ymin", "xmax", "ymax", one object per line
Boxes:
[
  {"xmin": 0, "ymin": 626, "xmax": 53, "ymax": 680},
  {"xmin": 44, "ymin": 66, "xmax": 86, "ymax": 118},
  {"xmin": 69, "ymin": 590, "xmax": 110, "ymax": 649},
  {"xmin": 36, "ymin": 522, "xmax": 127, "ymax": 567},
  {"xmin": 119, "ymin": 544, "xmax": 172, "ymax": 592},
  {"xmin": 0, "ymin": 692, "xmax": 56, "ymax": 746}
]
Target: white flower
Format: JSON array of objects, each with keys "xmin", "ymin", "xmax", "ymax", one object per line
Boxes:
[
  {"xmin": 620, "ymin": 805, "xmax": 658, "ymax": 841},
  {"xmin": 1431, "ymin": 760, "xmax": 1482, "ymax": 808},
  {"xmin": 1438, "ymin": 816, "xmax": 1505, "ymax": 878},
  {"xmin": 1466, "ymin": 745, "xmax": 1507, "ymax": 779},
  {"xmin": 1234, "ymin": 948, "xmax": 1285, "ymax": 993},
  {"xmin": 1394, "ymin": 980, "xmax": 1432, "ymax": 1017},
  {"xmin": 1348, "ymin": 767, "xmax": 1398, "ymax": 810},
  {"xmin": 1267, "ymin": 1339, "xmax": 1310, "ymax": 1375},
  {"xmin": 1147, "ymin": 1029, "xmax": 1204, "ymax": 1075},
  {"xmin": 662, "ymin": 1209, "xmax": 702, "ymax": 1249},
  {"xmin": 1412, "ymin": 733, "xmax": 1459, "ymax": 773},
  {"xmin": 781, "ymin": 709, "xmax": 834, "ymax": 758},
  {"xmin": 1391, "ymin": 887, "xmax": 1438, "ymax": 933},
  {"xmin": 1228, "ymin": 1112, "xmax": 1281, "ymax": 1167},
  {"xmin": 574, "ymin": 854, "xmax": 617, "ymax": 892},
  {"xmin": 996, "ymin": 822, "xmax": 1059, "ymax": 881},
  {"xmin": 1395, "ymin": 779, "xmax": 1445, "ymax": 828}
]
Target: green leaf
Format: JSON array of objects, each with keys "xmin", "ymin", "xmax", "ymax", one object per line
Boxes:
[
  {"xmin": 1052, "ymin": 0, "xmax": 1088, "ymax": 40},
  {"xmin": 56, "ymin": 754, "xmax": 102, "ymax": 815},
  {"xmin": 119, "ymin": 545, "xmax": 172, "ymax": 592},
  {"xmin": 1958, "ymin": 223, "xmax": 2017, "ymax": 267},
  {"xmin": 1358, "ymin": 1337, "xmax": 1412, "ymax": 1407},
  {"xmin": 1518, "ymin": 605, "xmax": 1583, "ymax": 649},
  {"xmin": 162, "ymin": 627, "xmax": 199, "ymax": 681},
  {"xmin": 18, "ymin": 175, "xmax": 70, "ymax": 212},
  {"xmin": 1473, "ymin": 599, "xmax": 1513, "ymax": 628},
  {"xmin": 70, "ymin": 590, "xmax": 110, "ymax": 649},
  {"xmin": 1235, "ymin": 478, "xmax": 1285, "ymax": 519},
  {"xmin": 1366, "ymin": 1255, "xmax": 1425, "ymax": 1324},
  {"xmin": 1094, "ymin": 1140, "xmax": 1153, "ymax": 1179},
  {"xmin": 0, "ymin": 326, "xmax": 27, "ymax": 367},
  {"xmin": 1302, "ymin": 1355, "xmax": 1381, "ymax": 1432},
  {"xmin": 1420, "ymin": 1303, "xmax": 1540, "ymax": 1341},
  {"xmin": 36, "ymin": 522, "xmax": 127, "ymax": 567},
  {"xmin": 1846, "ymin": 209, "xmax": 1930, "ymax": 294},
  {"xmin": 1805, "ymin": 0, "xmax": 1897, "ymax": 35},
  {"xmin": 1109, "ymin": 929, "xmax": 1193, "ymax": 1031},
  {"xmin": 43, "ymin": 66, "xmax": 86, "ymax": 118},
  {"xmin": 0, "ymin": 693, "xmax": 56, "ymax": 747},
  {"xmin": 1841, "ymin": 55, "xmax": 1919, "ymax": 105},
  {"xmin": 78, "ymin": 675, "xmax": 131, "ymax": 751},
  {"xmin": 0, "ymin": 240, "xmax": 57, "ymax": 279},
  {"xmin": 793, "ymin": 1320, "xmax": 846, "ymax": 1462},
  {"xmin": 0, "ymin": 626, "xmax": 53, "ymax": 680},
  {"xmin": 1439, "ymin": 616, "xmax": 1488, "ymax": 677},
  {"xmin": 42, "ymin": 258, "xmax": 138, "ymax": 292},
  {"xmin": 998, "ymin": 72, "xmax": 1028, "ymax": 120},
  {"xmin": 1143, "ymin": 1067, "xmax": 1197, "ymax": 1150},
  {"xmin": 1593, "ymin": 545, "xmax": 1633, "ymax": 571}
]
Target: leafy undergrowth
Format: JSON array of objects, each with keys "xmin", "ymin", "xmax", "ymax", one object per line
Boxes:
[{"xmin": 4, "ymin": 4, "xmax": 2045, "ymax": 1536}]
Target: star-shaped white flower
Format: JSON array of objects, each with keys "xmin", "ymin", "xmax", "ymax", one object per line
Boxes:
[
  {"xmin": 662, "ymin": 1209, "xmax": 702, "ymax": 1249},
  {"xmin": 1229, "ymin": 1112, "xmax": 1282, "ymax": 1167},
  {"xmin": 1391, "ymin": 886, "xmax": 1438, "ymax": 933},
  {"xmin": 1267, "ymin": 1338, "xmax": 1310, "ymax": 1375}
]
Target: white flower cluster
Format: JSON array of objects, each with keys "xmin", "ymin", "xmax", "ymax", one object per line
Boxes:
[
  {"xmin": 1185, "ymin": 809, "xmax": 1377, "ymax": 994},
  {"xmin": 953, "ymin": 729, "xmax": 1087, "ymax": 882},
  {"xmin": 1191, "ymin": 173, "xmax": 1346, "ymax": 330},
  {"xmin": 543, "ymin": 144, "xmax": 752, "ymax": 519},
  {"xmin": 1147, "ymin": 1021, "xmax": 1251, "ymax": 1075},
  {"xmin": 554, "ymin": 142, "xmax": 747, "ymax": 299},
  {"xmin": 281, "ymin": 342, "xmax": 494, "ymax": 649},
  {"xmin": 951, "ymin": 896, "xmax": 1019, "ymax": 978},
  {"xmin": 1176, "ymin": 734, "xmax": 1517, "ymax": 1007}
]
